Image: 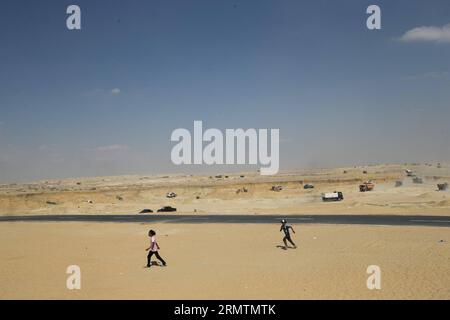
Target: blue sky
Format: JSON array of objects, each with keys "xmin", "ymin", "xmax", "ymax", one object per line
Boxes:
[{"xmin": 1, "ymin": 0, "xmax": 450, "ymax": 182}]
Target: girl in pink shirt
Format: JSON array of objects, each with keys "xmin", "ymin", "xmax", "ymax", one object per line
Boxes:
[{"xmin": 145, "ymin": 229, "xmax": 167, "ymax": 267}]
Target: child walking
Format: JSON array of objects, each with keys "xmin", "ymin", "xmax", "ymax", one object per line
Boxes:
[{"xmin": 145, "ymin": 229, "xmax": 167, "ymax": 267}]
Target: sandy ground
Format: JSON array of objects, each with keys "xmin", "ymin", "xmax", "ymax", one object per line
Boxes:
[
  {"xmin": 1, "ymin": 163, "xmax": 449, "ymax": 216},
  {"xmin": 0, "ymin": 221, "xmax": 449, "ymax": 299}
]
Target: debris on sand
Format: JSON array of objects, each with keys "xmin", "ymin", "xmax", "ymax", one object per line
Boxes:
[
  {"xmin": 46, "ymin": 201, "xmax": 57, "ymax": 205},
  {"xmin": 395, "ymin": 180, "xmax": 403, "ymax": 187},
  {"xmin": 236, "ymin": 187, "xmax": 248, "ymax": 194},
  {"xmin": 116, "ymin": 196, "xmax": 124, "ymax": 201},
  {"xmin": 271, "ymin": 186, "xmax": 283, "ymax": 192}
]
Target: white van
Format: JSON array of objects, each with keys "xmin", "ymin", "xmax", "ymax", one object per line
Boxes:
[{"xmin": 322, "ymin": 192, "xmax": 344, "ymax": 202}]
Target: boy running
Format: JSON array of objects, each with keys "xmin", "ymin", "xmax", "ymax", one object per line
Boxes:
[{"xmin": 280, "ymin": 219, "xmax": 297, "ymax": 249}]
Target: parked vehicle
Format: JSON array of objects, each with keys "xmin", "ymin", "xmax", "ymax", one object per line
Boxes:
[
  {"xmin": 304, "ymin": 184, "xmax": 314, "ymax": 189},
  {"xmin": 322, "ymin": 192, "xmax": 344, "ymax": 202},
  {"xmin": 157, "ymin": 206, "xmax": 177, "ymax": 212},
  {"xmin": 271, "ymin": 185, "xmax": 283, "ymax": 192},
  {"xmin": 405, "ymin": 169, "xmax": 413, "ymax": 177},
  {"xmin": 139, "ymin": 209, "xmax": 153, "ymax": 214},
  {"xmin": 166, "ymin": 192, "xmax": 177, "ymax": 198},
  {"xmin": 412, "ymin": 177, "xmax": 423, "ymax": 184},
  {"xmin": 437, "ymin": 183, "xmax": 448, "ymax": 191}
]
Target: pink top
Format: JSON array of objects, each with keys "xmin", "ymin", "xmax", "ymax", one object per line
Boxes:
[{"xmin": 150, "ymin": 236, "xmax": 159, "ymax": 252}]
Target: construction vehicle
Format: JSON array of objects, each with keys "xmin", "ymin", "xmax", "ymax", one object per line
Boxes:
[
  {"xmin": 359, "ymin": 181, "xmax": 375, "ymax": 192},
  {"xmin": 437, "ymin": 183, "xmax": 448, "ymax": 191}
]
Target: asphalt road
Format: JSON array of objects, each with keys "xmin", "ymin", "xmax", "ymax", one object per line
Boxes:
[{"xmin": 1, "ymin": 214, "xmax": 450, "ymax": 227}]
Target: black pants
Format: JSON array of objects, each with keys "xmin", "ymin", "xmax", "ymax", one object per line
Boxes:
[
  {"xmin": 283, "ymin": 235, "xmax": 296, "ymax": 247},
  {"xmin": 147, "ymin": 251, "xmax": 166, "ymax": 267}
]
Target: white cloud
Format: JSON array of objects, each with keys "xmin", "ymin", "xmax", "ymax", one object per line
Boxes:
[
  {"xmin": 38, "ymin": 145, "xmax": 49, "ymax": 151},
  {"xmin": 95, "ymin": 144, "xmax": 129, "ymax": 152},
  {"xmin": 403, "ymin": 71, "xmax": 449, "ymax": 81},
  {"xmin": 110, "ymin": 88, "xmax": 121, "ymax": 95},
  {"xmin": 399, "ymin": 23, "xmax": 450, "ymax": 43}
]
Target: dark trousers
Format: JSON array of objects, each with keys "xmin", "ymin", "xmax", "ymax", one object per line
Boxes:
[
  {"xmin": 147, "ymin": 251, "xmax": 166, "ymax": 266},
  {"xmin": 283, "ymin": 235, "xmax": 296, "ymax": 247}
]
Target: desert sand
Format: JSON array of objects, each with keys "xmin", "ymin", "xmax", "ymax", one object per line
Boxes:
[
  {"xmin": 1, "ymin": 162, "xmax": 449, "ymax": 300},
  {"xmin": 0, "ymin": 163, "xmax": 449, "ymax": 216},
  {"xmin": 0, "ymin": 221, "xmax": 449, "ymax": 299}
]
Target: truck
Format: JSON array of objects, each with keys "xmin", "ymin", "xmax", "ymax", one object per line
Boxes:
[
  {"xmin": 359, "ymin": 181, "xmax": 375, "ymax": 192},
  {"xmin": 322, "ymin": 191, "xmax": 344, "ymax": 202},
  {"xmin": 437, "ymin": 183, "xmax": 448, "ymax": 191}
]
